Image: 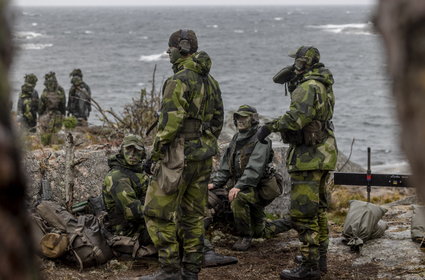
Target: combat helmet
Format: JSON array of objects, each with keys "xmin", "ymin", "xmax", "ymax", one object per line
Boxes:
[
  {"xmin": 24, "ymin": 73, "xmax": 38, "ymax": 87},
  {"xmin": 44, "ymin": 71, "xmax": 57, "ymax": 86},
  {"xmin": 168, "ymin": 29, "xmax": 198, "ymax": 55},
  {"xmin": 233, "ymin": 105, "xmax": 259, "ymax": 127},
  {"xmin": 70, "ymin": 69, "xmax": 83, "ymax": 78},
  {"xmin": 289, "ymin": 46, "xmax": 320, "ymax": 66}
]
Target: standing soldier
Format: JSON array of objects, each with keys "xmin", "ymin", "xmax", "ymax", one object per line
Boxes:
[
  {"xmin": 17, "ymin": 73, "xmax": 39, "ymax": 132},
  {"xmin": 68, "ymin": 69, "xmax": 91, "ymax": 126},
  {"xmin": 257, "ymin": 46, "xmax": 337, "ymax": 280},
  {"xmin": 142, "ymin": 29, "xmax": 224, "ymax": 280},
  {"xmin": 38, "ymin": 71, "xmax": 66, "ymax": 145}
]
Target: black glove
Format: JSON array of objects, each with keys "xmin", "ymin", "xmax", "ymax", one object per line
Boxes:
[
  {"xmin": 256, "ymin": 126, "xmax": 271, "ymax": 144},
  {"xmin": 143, "ymin": 157, "xmax": 154, "ymax": 175}
]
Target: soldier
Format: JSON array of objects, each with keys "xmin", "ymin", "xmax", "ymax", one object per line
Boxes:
[
  {"xmin": 17, "ymin": 73, "xmax": 39, "ymax": 132},
  {"xmin": 257, "ymin": 46, "xmax": 337, "ymax": 280},
  {"xmin": 68, "ymin": 69, "xmax": 91, "ymax": 126},
  {"xmin": 102, "ymin": 134, "xmax": 154, "ymax": 256},
  {"xmin": 208, "ymin": 105, "xmax": 291, "ymax": 251},
  {"xmin": 142, "ymin": 29, "xmax": 224, "ymax": 280},
  {"xmin": 38, "ymin": 71, "xmax": 66, "ymax": 145}
]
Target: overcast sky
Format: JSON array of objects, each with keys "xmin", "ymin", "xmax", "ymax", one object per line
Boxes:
[{"xmin": 14, "ymin": 0, "xmax": 376, "ymax": 6}]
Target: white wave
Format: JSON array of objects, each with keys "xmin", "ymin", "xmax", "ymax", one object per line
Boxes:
[
  {"xmin": 139, "ymin": 52, "xmax": 168, "ymax": 62},
  {"xmin": 234, "ymin": 29, "xmax": 244, "ymax": 34},
  {"xmin": 15, "ymin": 31, "xmax": 42, "ymax": 39},
  {"xmin": 137, "ymin": 82, "xmax": 145, "ymax": 87},
  {"xmin": 20, "ymin": 43, "xmax": 53, "ymax": 50},
  {"xmin": 207, "ymin": 24, "xmax": 218, "ymax": 28},
  {"xmin": 141, "ymin": 36, "xmax": 149, "ymax": 40},
  {"xmin": 307, "ymin": 23, "xmax": 374, "ymax": 35},
  {"xmin": 84, "ymin": 30, "xmax": 93, "ymax": 34},
  {"xmin": 274, "ymin": 17, "xmax": 283, "ymax": 21},
  {"xmin": 32, "ymin": 22, "xmax": 38, "ymax": 26}
]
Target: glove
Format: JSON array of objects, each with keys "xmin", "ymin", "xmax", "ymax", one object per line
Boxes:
[
  {"xmin": 256, "ymin": 126, "xmax": 271, "ymax": 144},
  {"xmin": 143, "ymin": 157, "xmax": 154, "ymax": 175}
]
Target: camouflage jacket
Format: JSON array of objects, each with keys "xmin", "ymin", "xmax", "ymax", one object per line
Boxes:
[
  {"xmin": 102, "ymin": 154, "xmax": 149, "ymax": 235},
  {"xmin": 39, "ymin": 86, "xmax": 66, "ymax": 116},
  {"xmin": 17, "ymin": 90, "xmax": 39, "ymax": 124},
  {"xmin": 266, "ymin": 63, "xmax": 337, "ymax": 172},
  {"xmin": 68, "ymin": 82, "xmax": 91, "ymax": 119},
  {"xmin": 152, "ymin": 51, "xmax": 224, "ymax": 162},
  {"xmin": 213, "ymin": 126, "xmax": 273, "ymax": 190}
]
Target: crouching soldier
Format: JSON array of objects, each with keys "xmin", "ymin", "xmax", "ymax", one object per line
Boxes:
[
  {"xmin": 208, "ymin": 105, "xmax": 291, "ymax": 251},
  {"xmin": 102, "ymin": 134, "xmax": 156, "ymax": 257}
]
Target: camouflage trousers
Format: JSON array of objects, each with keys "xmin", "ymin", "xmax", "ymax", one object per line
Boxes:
[
  {"xmin": 39, "ymin": 111, "xmax": 63, "ymax": 145},
  {"xmin": 144, "ymin": 158, "xmax": 212, "ymax": 274},
  {"xmin": 230, "ymin": 187, "xmax": 292, "ymax": 238},
  {"xmin": 289, "ymin": 170, "xmax": 330, "ymax": 265}
]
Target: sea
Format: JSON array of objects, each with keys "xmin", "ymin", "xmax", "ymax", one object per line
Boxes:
[{"xmin": 10, "ymin": 5, "xmax": 406, "ymax": 169}]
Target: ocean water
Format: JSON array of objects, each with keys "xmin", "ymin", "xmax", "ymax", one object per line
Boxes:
[{"xmin": 10, "ymin": 5, "xmax": 404, "ymax": 167}]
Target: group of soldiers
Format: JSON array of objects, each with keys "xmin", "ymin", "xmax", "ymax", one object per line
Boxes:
[
  {"xmin": 101, "ymin": 29, "xmax": 337, "ymax": 280},
  {"xmin": 17, "ymin": 69, "xmax": 91, "ymax": 144}
]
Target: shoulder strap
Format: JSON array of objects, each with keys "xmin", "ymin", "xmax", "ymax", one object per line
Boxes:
[{"xmin": 112, "ymin": 166, "xmax": 143, "ymax": 191}]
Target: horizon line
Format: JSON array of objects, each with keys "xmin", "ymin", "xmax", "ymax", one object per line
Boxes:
[{"xmin": 13, "ymin": 4, "xmax": 374, "ymax": 7}]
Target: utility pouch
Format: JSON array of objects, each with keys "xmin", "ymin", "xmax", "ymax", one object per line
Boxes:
[
  {"xmin": 258, "ymin": 172, "xmax": 284, "ymax": 202},
  {"xmin": 303, "ymin": 120, "xmax": 326, "ymax": 146},
  {"xmin": 280, "ymin": 129, "xmax": 303, "ymax": 145}
]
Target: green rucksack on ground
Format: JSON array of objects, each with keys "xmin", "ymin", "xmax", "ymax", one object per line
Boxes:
[
  {"xmin": 342, "ymin": 200, "xmax": 388, "ymax": 251},
  {"xmin": 36, "ymin": 201, "xmax": 113, "ymax": 270}
]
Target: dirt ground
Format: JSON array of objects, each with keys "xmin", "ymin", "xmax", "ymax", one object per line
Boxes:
[{"xmin": 40, "ymin": 227, "xmax": 381, "ymax": 280}]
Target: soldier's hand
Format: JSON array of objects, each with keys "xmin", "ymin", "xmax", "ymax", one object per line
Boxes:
[
  {"xmin": 208, "ymin": 183, "xmax": 215, "ymax": 190},
  {"xmin": 256, "ymin": 126, "xmax": 271, "ymax": 144},
  {"xmin": 143, "ymin": 158, "xmax": 154, "ymax": 175},
  {"xmin": 228, "ymin": 187, "xmax": 241, "ymax": 202}
]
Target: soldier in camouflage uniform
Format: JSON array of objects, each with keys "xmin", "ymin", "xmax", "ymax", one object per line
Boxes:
[
  {"xmin": 257, "ymin": 46, "xmax": 337, "ymax": 280},
  {"xmin": 142, "ymin": 29, "xmax": 224, "ymax": 280},
  {"xmin": 38, "ymin": 72, "xmax": 66, "ymax": 145},
  {"xmin": 68, "ymin": 69, "xmax": 91, "ymax": 126},
  {"xmin": 208, "ymin": 105, "xmax": 291, "ymax": 251},
  {"xmin": 17, "ymin": 74, "xmax": 39, "ymax": 132},
  {"xmin": 102, "ymin": 134, "xmax": 153, "ymax": 253}
]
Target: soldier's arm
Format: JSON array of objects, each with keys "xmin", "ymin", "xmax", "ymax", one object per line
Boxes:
[
  {"xmin": 210, "ymin": 79, "xmax": 224, "ymax": 138},
  {"xmin": 67, "ymin": 87, "xmax": 74, "ymax": 113},
  {"xmin": 234, "ymin": 140, "xmax": 271, "ymax": 190},
  {"xmin": 212, "ymin": 146, "xmax": 232, "ymax": 188},
  {"xmin": 267, "ymin": 83, "xmax": 318, "ymax": 132},
  {"xmin": 152, "ymin": 78, "xmax": 189, "ymax": 160},
  {"xmin": 32, "ymin": 90, "xmax": 39, "ymax": 112},
  {"xmin": 109, "ymin": 174, "xmax": 144, "ymax": 222},
  {"xmin": 38, "ymin": 93, "xmax": 46, "ymax": 115}
]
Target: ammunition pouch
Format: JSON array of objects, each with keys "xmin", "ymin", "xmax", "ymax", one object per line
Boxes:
[
  {"xmin": 280, "ymin": 129, "xmax": 303, "ymax": 145},
  {"xmin": 181, "ymin": 118, "xmax": 201, "ymax": 140},
  {"xmin": 281, "ymin": 120, "xmax": 332, "ymax": 146}
]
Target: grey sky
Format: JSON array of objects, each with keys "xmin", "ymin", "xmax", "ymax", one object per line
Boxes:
[{"xmin": 14, "ymin": 0, "xmax": 375, "ymax": 6}]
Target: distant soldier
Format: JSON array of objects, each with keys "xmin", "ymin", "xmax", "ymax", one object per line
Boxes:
[
  {"xmin": 17, "ymin": 73, "xmax": 39, "ymax": 132},
  {"xmin": 102, "ymin": 134, "xmax": 154, "ymax": 256},
  {"xmin": 39, "ymin": 71, "xmax": 66, "ymax": 145},
  {"xmin": 68, "ymin": 69, "xmax": 91, "ymax": 126},
  {"xmin": 142, "ymin": 29, "xmax": 224, "ymax": 280},
  {"xmin": 257, "ymin": 46, "xmax": 337, "ymax": 280},
  {"xmin": 208, "ymin": 105, "xmax": 291, "ymax": 251}
]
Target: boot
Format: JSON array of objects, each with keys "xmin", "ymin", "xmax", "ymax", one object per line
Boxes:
[
  {"xmin": 181, "ymin": 269, "xmax": 198, "ymax": 280},
  {"xmin": 203, "ymin": 250, "xmax": 238, "ymax": 267},
  {"xmin": 280, "ymin": 264, "xmax": 321, "ymax": 280},
  {"xmin": 319, "ymin": 254, "xmax": 327, "ymax": 275},
  {"xmin": 137, "ymin": 267, "xmax": 180, "ymax": 280},
  {"xmin": 294, "ymin": 255, "xmax": 304, "ymax": 264},
  {"xmin": 232, "ymin": 237, "xmax": 252, "ymax": 251}
]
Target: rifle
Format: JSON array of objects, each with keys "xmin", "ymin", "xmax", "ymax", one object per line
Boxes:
[{"xmin": 334, "ymin": 147, "xmax": 412, "ymax": 202}]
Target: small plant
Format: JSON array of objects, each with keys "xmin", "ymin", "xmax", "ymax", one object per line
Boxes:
[{"xmin": 63, "ymin": 116, "xmax": 78, "ymax": 130}]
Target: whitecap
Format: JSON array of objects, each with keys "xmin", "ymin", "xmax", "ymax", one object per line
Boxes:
[
  {"xmin": 234, "ymin": 29, "xmax": 244, "ymax": 34},
  {"xmin": 207, "ymin": 24, "xmax": 218, "ymax": 28},
  {"xmin": 139, "ymin": 52, "xmax": 168, "ymax": 62},
  {"xmin": 15, "ymin": 31, "xmax": 42, "ymax": 39},
  {"xmin": 32, "ymin": 22, "xmax": 38, "ymax": 26},
  {"xmin": 137, "ymin": 82, "xmax": 145, "ymax": 87},
  {"xmin": 274, "ymin": 17, "xmax": 283, "ymax": 21},
  {"xmin": 141, "ymin": 36, "xmax": 149, "ymax": 40},
  {"xmin": 84, "ymin": 30, "xmax": 93, "ymax": 34},
  {"xmin": 20, "ymin": 43, "xmax": 53, "ymax": 50},
  {"xmin": 307, "ymin": 23, "xmax": 374, "ymax": 35}
]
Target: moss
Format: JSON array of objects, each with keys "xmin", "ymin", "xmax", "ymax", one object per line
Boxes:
[{"xmin": 63, "ymin": 116, "xmax": 78, "ymax": 130}]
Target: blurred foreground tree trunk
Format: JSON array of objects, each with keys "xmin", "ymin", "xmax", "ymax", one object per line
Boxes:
[
  {"xmin": 0, "ymin": 0, "xmax": 39, "ymax": 279},
  {"xmin": 376, "ymin": 0, "xmax": 425, "ymax": 202}
]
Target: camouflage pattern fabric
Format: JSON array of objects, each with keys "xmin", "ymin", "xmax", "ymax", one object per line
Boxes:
[
  {"xmin": 68, "ymin": 77, "xmax": 91, "ymax": 122},
  {"xmin": 151, "ymin": 51, "xmax": 224, "ymax": 162},
  {"xmin": 266, "ymin": 63, "xmax": 337, "ymax": 172},
  {"xmin": 17, "ymin": 83, "xmax": 38, "ymax": 130},
  {"xmin": 144, "ymin": 158, "xmax": 212, "ymax": 273},
  {"xmin": 290, "ymin": 170, "xmax": 330, "ymax": 265},
  {"xmin": 102, "ymin": 154, "xmax": 150, "ymax": 241}
]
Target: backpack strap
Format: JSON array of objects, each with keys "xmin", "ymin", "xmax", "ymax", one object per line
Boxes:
[{"xmin": 113, "ymin": 166, "xmax": 143, "ymax": 191}]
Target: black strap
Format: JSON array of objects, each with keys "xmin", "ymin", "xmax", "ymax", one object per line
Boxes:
[{"xmin": 112, "ymin": 166, "xmax": 144, "ymax": 191}]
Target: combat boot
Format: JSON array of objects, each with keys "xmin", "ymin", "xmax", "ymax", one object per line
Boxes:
[
  {"xmin": 280, "ymin": 263, "xmax": 321, "ymax": 280},
  {"xmin": 203, "ymin": 250, "xmax": 238, "ymax": 267},
  {"xmin": 138, "ymin": 267, "xmax": 180, "ymax": 280},
  {"xmin": 181, "ymin": 269, "xmax": 198, "ymax": 280},
  {"xmin": 232, "ymin": 237, "xmax": 252, "ymax": 251}
]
